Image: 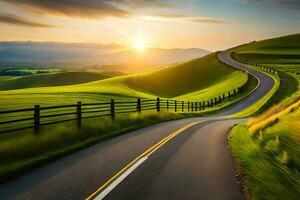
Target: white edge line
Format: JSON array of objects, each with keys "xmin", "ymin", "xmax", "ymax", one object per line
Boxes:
[{"xmin": 94, "ymin": 156, "xmax": 148, "ymax": 200}]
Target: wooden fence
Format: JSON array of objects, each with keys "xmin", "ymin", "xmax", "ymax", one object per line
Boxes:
[{"xmin": 0, "ymin": 89, "xmax": 242, "ymax": 134}]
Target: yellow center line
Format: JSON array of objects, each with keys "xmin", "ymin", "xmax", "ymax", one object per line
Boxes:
[{"xmin": 85, "ymin": 121, "xmax": 201, "ymax": 200}]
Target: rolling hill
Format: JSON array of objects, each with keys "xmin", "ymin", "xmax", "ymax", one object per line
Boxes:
[
  {"xmin": 232, "ymin": 33, "xmax": 300, "ymax": 110},
  {"xmin": 0, "ymin": 72, "xmax": 110, "ymax": 91},
  {"xmin": 0, "ymin": 53, "xmax": 248, "ymax": 109},
  {"xmin": 125, "ymin": 53, "xmax": 247, "ymax": 98},
  {"xmin": 233, "ymin": 33, "xmax": 300, "ymax": 66}
]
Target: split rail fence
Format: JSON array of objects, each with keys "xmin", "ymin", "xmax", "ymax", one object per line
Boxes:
[{"xmin": 0, "ymin": 89, "xmax": 242, "ymax": 134}]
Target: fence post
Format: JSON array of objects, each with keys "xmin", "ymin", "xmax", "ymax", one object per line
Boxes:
[
  {"xmin": 191, "ymin": 102, "xmax": 194, "ymax": 112},
  {"xmin": 223, "ymin": 94, "xmax": 225, "ymax": 100},
  {"xmin": 34, "ymin": 105, "xmax": 40, "ymax": 133},
  {"xmin": 195, "ymin": 102, "xmax": 198, "ymax": 111},
  {"xmin": 110, "ymin": 99, "xmax": 115, "ymax": 121},
  {"xmin": 203, "ymin": 101, "xmax": 205, "ymax": 109},
  {"xmin": 219, "ymin": 96, "xmax": 222, "ymax": 103},
  {"xmin": 175, "ymin": 100, "xmax": 177, "ymax": 112},
  {"xmin": 77, "ymin": 101, "xmax": 82, "ymax": 128},
  {"xmin": 211, "ymin": 99, "xmax": 213, "ymax": 107},
  {"xmin": 207, "ymin": 101, "xmax": 210, "ymax": 107},
  {"xmin": 228, "ymin": 92, "xmax": 231, "ymax": 99},
  {"xmin": 137, "ymin": 98, "xmax": 141, "ymax": 113},
  {"xmin": 167, "ymin": 100, "xmax": 169, "ymax": 111},
  {"xmin": 188, "ymin": 101, "xmax": 190, "ymax": 111},
  {"xmin": 156, "ymin": 97, "xmax": 160, "ymax": 112},
  {"xmin": 234, "ymin": 89, "xmax": 236, "ymax": 96},
  {"xmin": 214, "ymin": 98, "xmax": 217, "ymax": 104}
]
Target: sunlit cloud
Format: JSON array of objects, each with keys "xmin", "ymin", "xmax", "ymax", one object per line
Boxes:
[
  {"xmin": 141, "ymin": 14, "xmax": 227, "ymax": 24},
  {"xmin": 0, "ymin": 0, "xmax": 172, "ymax": 19},
  {"xmin": 0, "ymin": 0, "xmax": 131, "ymax": 19},
  {"xmin": 0, "ymin": 13, "xmax": 56, "ymax": 28}
]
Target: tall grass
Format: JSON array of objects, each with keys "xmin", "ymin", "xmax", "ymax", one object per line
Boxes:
[{"xmin": 229, "ymin": 99, "xmax": 300, "ymax": 200}]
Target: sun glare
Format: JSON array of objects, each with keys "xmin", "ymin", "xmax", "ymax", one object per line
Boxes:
[{"xmin": 133, "ymin": 39, "xmax": 146, "ymax": 51}]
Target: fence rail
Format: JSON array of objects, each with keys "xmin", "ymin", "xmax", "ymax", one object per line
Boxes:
[{"xmin": 0, "ymin": 88, "xmax": 244, "ymax": 134}]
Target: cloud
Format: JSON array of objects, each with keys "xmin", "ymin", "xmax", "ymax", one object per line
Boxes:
[
  {"xmin": 240, "ymin": 0, "xmax": 300, "ymax": 11},
  {"xmin": 0, "ymin": 13, "xmax": 56, "ymax": 27},
  {"xmin": 142, "ymin": 14, "xmax": 227, "ymax": 24},
  {"xmin": 0, "ymin": 0, "xmax": 171, "ymax": 19}
]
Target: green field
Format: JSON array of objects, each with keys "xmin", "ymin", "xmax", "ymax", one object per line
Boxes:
[
  {"xmin": 229, "ymin": 33, "xmax": 300, "ymax": 200},
  {"xmin": 0, "ymin": 53, "xmax": 248, "ymax": 109},
  {"xmin": 0, "ymin": 72, "xmax": 110, "ymax": 91}
]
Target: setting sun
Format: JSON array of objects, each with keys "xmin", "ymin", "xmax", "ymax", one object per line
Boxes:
[{"xmin": 133, "ymin": 39, "xmax": 146, "ymax": 51}]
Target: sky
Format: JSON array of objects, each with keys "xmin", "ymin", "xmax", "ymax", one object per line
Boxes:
[{"xmin": 0, "ymin": 0, "xmax": 299, "ymax": 51}]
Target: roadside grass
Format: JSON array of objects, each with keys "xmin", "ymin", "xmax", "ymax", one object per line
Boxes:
[
  {"xmin": 256, "ymin": 71, "xmax": 298, "ymax": 114},
  {"xmin": 229, "ymin": 33, "xmax": 300, "ymax": 200},
  {"xmin": 229, "ymin": 100, "xmax": 300, "ymax": 200},
  {"xmin": 0, "ymin": 111, "xmax": 198, "ymax": 182}
]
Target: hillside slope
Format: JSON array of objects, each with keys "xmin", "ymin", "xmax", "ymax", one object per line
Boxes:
[
  {"xmin": 0, "ymin": 72, "xmax": 110, "ymax": 90},
  {"xmin": 126, "ymin": 53, "xmax": 247, "ymax": 98},
  {"xmin": 0, "ymin": 53, "xmax": 248, "ymax": 109},
  {"xmin": 232, "ymin": 33, "xmax": 300, "ymax": 111},
  {"xmin": 233, "ymin": 33, "xmax": 300, "ymax": 65}
]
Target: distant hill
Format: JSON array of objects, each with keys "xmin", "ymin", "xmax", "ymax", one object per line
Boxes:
[
  {"xmin": 234, "ymin": 33, "xmax": 300, "ymax": 54},
  {"xmin": 0, "ymin": 72, "xmax": 109, "ymax": 90},
  {"xmin": 233, "ymin": 33, "xmax": 300, "ymax": 65},
  {"xmin": 0, "ymin": 41, "xmax": 210, "ymax": 73}
]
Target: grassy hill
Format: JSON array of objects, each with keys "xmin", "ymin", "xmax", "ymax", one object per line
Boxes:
[
  {"xmin": 0, "ymin": 53, "xmax": 248, "ymax": 109},
  {"xmin": 0, "ymin": 72, "xmax": 110, "ymax": 90},
  {"xmin": 232, "ymin": 33, "xmax": 300, "ymax": 112},
  {"xmin": 233, "ymin": 33, "xmax": 300, "ymax": 66},
  {"xmin": 126, "ymin": 53, "xmax": 247, "ymax": 98}
]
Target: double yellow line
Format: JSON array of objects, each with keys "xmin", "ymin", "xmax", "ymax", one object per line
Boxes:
[{"xmin": 85, "ymin": 121, "xmax": 201, "ymax": 200}]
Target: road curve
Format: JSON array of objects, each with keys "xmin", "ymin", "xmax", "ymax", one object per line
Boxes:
[
  {"xmin": 0, "ymin": 51, "xmax": 275, "ymax": 200},
  {"xmin": 217, "ymin": 51, "xmax": 275, "ymax": 115}
]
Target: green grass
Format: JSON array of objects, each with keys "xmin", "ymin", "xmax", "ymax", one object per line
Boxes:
[
  {"xmin": 0, "ymin": 111, "xmax": 197, "ymax": 182},
  {"xmin": 229, "ymin": 101, "xmax": 300, "ymax": 200},
  {"xmin": 0, "ymin": 53, "xmax": 248, "ymax": 109},
  {"xmin": 126, "ymin": 53, "xmax": 246, "ymax": 98},
  {"xmin": 0, "ymin": 71, "xmax": 110, "ymax": 91},
  {"xmin": 234, "ymin": 33, "xmax": 300, "ymax": 54},
  {"xmin": 256, "ymin": 71, "xmax": 299, "ymax": 114},
  {"xmin": 0, "ymin": 76, "xmax": 14, "ymax": 81},
  {"xmin": 229, "ymin": 33, "xmax": 300, "ymax": 199}
]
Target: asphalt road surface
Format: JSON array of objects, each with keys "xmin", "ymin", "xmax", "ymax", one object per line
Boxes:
[{"xmin": 0, "ymin": 51, "xmax": 275, "ymax": 200}]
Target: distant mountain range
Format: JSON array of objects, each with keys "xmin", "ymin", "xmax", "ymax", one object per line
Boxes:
[{"xmin": 0, "ymin": 41, "xmax": 210, "ymax": 73}]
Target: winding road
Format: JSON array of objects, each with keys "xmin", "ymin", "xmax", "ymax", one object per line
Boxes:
[{"xmin": 0, "ymin": 51, "xmax": 275, "ymax": 200}]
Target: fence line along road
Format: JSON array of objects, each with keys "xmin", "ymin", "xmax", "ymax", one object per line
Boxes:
[{"xmin": 0, "ymin": 88, "xmax": 243, "ymax": 134}]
